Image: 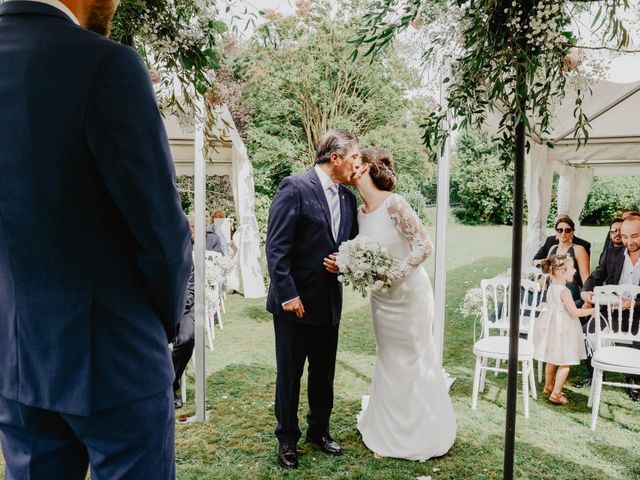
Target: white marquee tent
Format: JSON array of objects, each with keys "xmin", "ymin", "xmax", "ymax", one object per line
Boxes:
[
  {"xmin": 432, "ymin": 78, "xmax": 640, "ymax": 366},
  {"xmin": 164, "ymin": 106, "xmax": 266, "ymax": 299}
]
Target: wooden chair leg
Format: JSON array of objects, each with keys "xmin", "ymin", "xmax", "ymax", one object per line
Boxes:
[
  {"xmin": 529, "ymin": 362, "xmax": 537, "ymax": 400},
  {"xmin": 537, "ymin": 360, "xmax": 543, "ymax": 384},
  {"xmin": 181, "ymin": 372, "xmax": 187, "ymax": 403},
  {"xmin": 522, "ymin": 361, "xmax": 530, "ymax": 419},
  {"xmin": 479, "ymin": 357, "xmax": 488, "ymax": 392},
  {"xmin": 472, "ymin": 356, "xmax": 482, "ymax": 410},
  {"xmin": 590, "ymin": 369, "xmax": 603, "ymax": 431}
]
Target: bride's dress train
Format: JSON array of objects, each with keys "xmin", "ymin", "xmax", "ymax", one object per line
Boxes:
[{"xmin": 356, "ymin": 193, "xmax": 456, "ymax": 461}]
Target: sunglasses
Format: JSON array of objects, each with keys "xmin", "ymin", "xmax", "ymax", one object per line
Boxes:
[
  {"xmin": 610, "ymin": 228, "xmax": 621, "ymax": 234},
  {"xmin": 555, "ymin": 227, "xmax": 573, "ymax": 234}
]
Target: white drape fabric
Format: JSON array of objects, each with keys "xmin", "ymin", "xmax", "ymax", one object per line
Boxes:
[
  {"xmin": 217, "ymin": 105, "xmax": 266, "ymax": 299},
  {"xmin": 524, "ymin": 143, "xmax": 553, "ymax": 264},
  {"xmin": 556, "ymin": 164, "xmax": 594, "ymax": 234}
]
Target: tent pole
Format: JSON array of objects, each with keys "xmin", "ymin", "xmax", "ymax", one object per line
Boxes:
[
  {"xmin": 193, "ymin": 99, "xmax": 207, "ymax": 422},
  {"xmin": 433, "ymin": 59, "xmax": 451, "ymax": 368},
  {"xmin": 433, "ymin": 135, "xmax": 450, "ymax": 367},
  {"xmin": 503, "ymin": 118, "xmax": 526, "ymax": 479}
]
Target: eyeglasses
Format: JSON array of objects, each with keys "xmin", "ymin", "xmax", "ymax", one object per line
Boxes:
[
  {"xmin": 610, "ymin": 228, "xmax": 621, "ymax": 234},
  {"xmin": 555, "ymin": 227, "xmax": 573, "ymax": 234}
]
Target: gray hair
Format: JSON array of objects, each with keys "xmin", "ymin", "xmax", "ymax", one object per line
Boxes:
[{"xmin": 315, "ymin": 129, "xmax": 358, "ymax": 164}]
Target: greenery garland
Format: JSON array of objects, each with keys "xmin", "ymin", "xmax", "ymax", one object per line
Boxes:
[
  {"xmin": 352, "ymin": 0, "xmax": 632, "ymax": 164},
  {"xmin": 110, "ymin": 0, "xmax": 253, "ymax": 120}
]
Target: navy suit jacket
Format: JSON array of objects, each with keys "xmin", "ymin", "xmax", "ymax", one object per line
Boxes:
[
  {"xmin": 0, "ymin": 2, "xmax": 192, "ymax": 415},
  {"xmin": 266, "ymin": 168, "xmax": 358, "ymax": 326}
]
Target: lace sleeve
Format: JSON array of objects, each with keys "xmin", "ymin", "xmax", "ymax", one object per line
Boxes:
[{"xmin": 387, "ymin": 194, "xmax": 433, "ymax": 282}]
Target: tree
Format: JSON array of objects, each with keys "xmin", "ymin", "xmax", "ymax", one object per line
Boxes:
[
  {"xmin": 111, "ymin": 0, "xmax": 248, "ymax": 118},
  {"xmin": 222, "ymin": 1, "xmax": 434, "ymax": 233}
]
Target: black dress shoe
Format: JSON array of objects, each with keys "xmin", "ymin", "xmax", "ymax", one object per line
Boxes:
[
  {"xmin": 627, "ymin": 388, "xmax": 640, "ymax": 402},
  {"xmin": 174, "ymin": 393, "xmax": 183, "ymax": 409},
  {"xmin": 573, "ymin": 377, "xmax": 591, "ymax": 389},
  {"xmin": 306, "ymin": 435, "xmax": 343, "ymax": 456},
  {"xmin": 278, "ymin": 444, "xmax": 299, "ymax": 469}
]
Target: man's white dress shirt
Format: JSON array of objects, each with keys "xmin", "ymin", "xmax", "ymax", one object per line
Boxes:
[{"xmin": 618, "ymin": 249, "xmax": 640, "ymax": 286}]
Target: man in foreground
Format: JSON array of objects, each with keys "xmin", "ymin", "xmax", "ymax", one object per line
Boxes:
[{"xmin": 0, "ymin": 0, "xmax": 192, "ymax": 477}]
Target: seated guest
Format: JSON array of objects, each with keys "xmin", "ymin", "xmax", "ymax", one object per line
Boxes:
[
  {"xmin": 533, "ymin": 213, "xmax": 591, "ymax": 261},
  {"xmin": 581, "ymin": 215, "xmax": 640, "ymax": 401},
  {"xmin": 598, "ymin": 218, "xmax": 623, "ymax": 265},
  {"xmin": 171, "ymin": 263, "xmax": 195, "ymax": 409},
  {"xmin": 212, "ymin": 208, "xmax": 235, "ymax": 238},
  {"xmin": 206, "ymin": 209, "xmax": 229, "ymax": 255},
  {"xmin": 545, "ymin": 215, "xmax": 590, "ymax": 304},
  {"xmin": 187, "ymin": 214, "xmax": 225, "ymax": 254},
  {"xmin": 600, "ymin": 210, "xmax": 640, "ymax": 255}
]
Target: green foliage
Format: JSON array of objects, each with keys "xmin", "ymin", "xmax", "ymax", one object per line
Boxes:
[
  {"xmin": 111, "ymin": 1, "xmax": 250, "ymax": 117},
  {"xmin": 451, "ymin": 132, "xmax": 514, "ymax": 225},
  {"xmin": 353, "ymin": 1, "xmax": 631, "ymax": 167},
  {"xmin": 581, "ymin": 177, "xmax": 640, "ymax": 225},
  {"xmin": 225, "ymin": 2, "xmax": 433, "ymax": 234},
  {"xmin": 176, "ymin": 175, "xmax": 235, "ymax": 222}
]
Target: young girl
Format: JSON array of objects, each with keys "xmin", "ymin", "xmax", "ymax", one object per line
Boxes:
[{"xmin": 534, "ymin": 255, "xmax": 594, "ymax": 405}]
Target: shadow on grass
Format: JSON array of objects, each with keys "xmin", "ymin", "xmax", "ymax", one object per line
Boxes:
[
  {"xmin": 175, "ymin": 362, "xmax": 633, "ymax": 480},
  {"xmin": 239, "ymin": 304, "xmax": 272, "ymax": 323}
]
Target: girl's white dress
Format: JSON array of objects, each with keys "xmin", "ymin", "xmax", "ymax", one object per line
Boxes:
[
  {"xmin": 356, "ymin": 193, "xmax": 456, "ymax": 461},
  {"xmin": 533, "ymin": 284, "xmax": 587, "ymax": 365}
]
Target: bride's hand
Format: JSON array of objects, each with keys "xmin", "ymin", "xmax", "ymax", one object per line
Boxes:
[{"xmin": 350, "ymin": 163, "xmax": 369, "ymax": 185}]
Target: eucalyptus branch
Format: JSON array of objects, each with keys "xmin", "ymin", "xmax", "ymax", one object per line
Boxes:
[{"xmin": 576, "ymin": 45, "xmax": 640, "ymax": 52}]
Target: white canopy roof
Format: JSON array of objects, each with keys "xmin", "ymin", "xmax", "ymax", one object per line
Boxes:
[{"xmin": 545, "ymin": 79, "xmax": 640, "ymax": 175}]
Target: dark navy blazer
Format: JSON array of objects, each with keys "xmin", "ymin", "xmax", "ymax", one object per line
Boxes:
[
  {"xmin": 0, "ymin": 2, "xmax": 192, "ymax": 416},
  {"xmin": 266, "ymin": 168, "xmax": 358, "ymax": 326}
]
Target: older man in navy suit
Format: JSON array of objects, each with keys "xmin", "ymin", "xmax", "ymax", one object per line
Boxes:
[
  {"xmin": 0, "ymin": 0, "xmax": 192, "ymax": 478},
  {"xmin": 266, "ymin": 129, "xmax": 360, "ymax": 469}
]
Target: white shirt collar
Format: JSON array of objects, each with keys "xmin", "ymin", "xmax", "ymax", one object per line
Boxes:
[
  {"xmin": 314, "ymin": 164, "xmax": 337, "ymax": 191},
  {"xmin": 624, "ymin": 249, "xmax": 640, "ymax": 268},
  {"xmin": 10, "ymin": 0, "xmax": 80, "ymax": 25}
]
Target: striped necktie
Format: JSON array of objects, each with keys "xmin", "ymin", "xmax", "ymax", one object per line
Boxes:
[{"xmin": 328, "ymin": 184, "xmax": 341, "ymax": 241}]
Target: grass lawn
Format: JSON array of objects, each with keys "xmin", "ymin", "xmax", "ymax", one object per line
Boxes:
[{"xmin": 2, "ymin": 224, "xmax": 638, "ymax": 479}]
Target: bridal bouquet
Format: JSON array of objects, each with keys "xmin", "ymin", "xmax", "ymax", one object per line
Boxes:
[{"xmin": 335, "ymin": 236, "xmax": 394, "ymax": 297}]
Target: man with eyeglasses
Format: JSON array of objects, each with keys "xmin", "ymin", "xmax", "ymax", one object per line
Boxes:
[
  {"xmin": 598, "ymin": 211, "xmax": 640, "ymax": 262},
  {"xmin": 597, "ymin": 218, "xmax": 624, "ymax": 265}
]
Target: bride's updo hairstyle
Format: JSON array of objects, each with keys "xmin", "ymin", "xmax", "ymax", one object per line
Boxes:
[{"xmin": 360, "ymin": 147, "xmax": 397, "ymax": 191}]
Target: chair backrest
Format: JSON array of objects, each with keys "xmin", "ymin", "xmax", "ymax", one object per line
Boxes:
[
  {"xmin": 480, "ymin": 277, "xmax": 541, "ymax": 340},
  {"xmin": 522, "ymin": 266, "xmax": 543, "ymax": 282},
  {"xmin": 593, "ymin": 284, "xmax": 640, "ymax": 346}
]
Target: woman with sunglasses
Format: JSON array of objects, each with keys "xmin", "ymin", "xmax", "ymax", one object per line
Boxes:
[{"xmin": 547, "ymin": 214, "xmax": 590, "ymax": 304}]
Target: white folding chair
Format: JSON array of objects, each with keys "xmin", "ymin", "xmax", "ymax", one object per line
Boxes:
[
  {"xmin": 521, "ymin": 266, "xmax": 548, "ymax": 384},
  {"xmin": 588, "ymin": 284, "xmax": 640, "ymax": 430},
  {"xmin": 472, "ymin": 278, "xmax": 541, "ymax": 418}
]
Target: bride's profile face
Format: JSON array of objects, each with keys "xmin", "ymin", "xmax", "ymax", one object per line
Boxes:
[{"xmin": 347, "ymin": 157, "xmax": 369, "ymax": 186}]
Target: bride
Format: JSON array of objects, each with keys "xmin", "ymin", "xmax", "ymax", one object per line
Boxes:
[{"xmin": 349, "ymin": 147, "xmax": 456, "ymax": 461}]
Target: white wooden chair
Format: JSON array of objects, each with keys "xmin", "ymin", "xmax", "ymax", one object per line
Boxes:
[
  {"xmin": 493, "ymin": 267, "xmax": 546, "ymax": 381},
  {"xmin": 472, "ymin": 278, "xmax": 541, "ymax": 418},
  {"xmin": 587, "ymin": 284, "xmax": 640, "ymax": 430}
]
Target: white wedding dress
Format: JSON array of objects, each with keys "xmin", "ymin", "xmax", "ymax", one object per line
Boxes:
[{"xmin": 356, "ymin": 193, "xmax": 456, "ymax": 461}]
